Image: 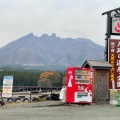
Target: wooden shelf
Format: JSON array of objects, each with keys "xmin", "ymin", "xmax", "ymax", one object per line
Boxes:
[
  {"xmin": 75, "ymin": 79, "xmax": 90, "ymax": 80},
  {"xmin": 75, "ymin": 80, "xmax": 90, "ymax": 84},
  {"xmin": 75, "ymin": 73, "xmax": 90, "ymax": 75}
]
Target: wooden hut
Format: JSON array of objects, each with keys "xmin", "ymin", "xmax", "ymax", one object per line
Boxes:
[{"xmin": 82, "ymin": 60, "xmax": 112, "ymax": 104}]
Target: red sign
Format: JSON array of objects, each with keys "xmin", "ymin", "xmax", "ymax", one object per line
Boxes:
[
  {"xmin": 111, "ymin": 17, "xmax": 120, "ymax": 35},
  {"xmin": 108, "ymin": 39, "xmax": 120, "ymax": 89}
]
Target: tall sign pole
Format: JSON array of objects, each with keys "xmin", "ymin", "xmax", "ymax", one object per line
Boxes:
[{"xmin": 105, "ymin": 13, "xmax": 111, "ymax": 61}]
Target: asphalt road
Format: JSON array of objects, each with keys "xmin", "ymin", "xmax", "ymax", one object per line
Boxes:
[{"xmin": 0, "ymin": 101, "xmax": 120, "ymax": 120}]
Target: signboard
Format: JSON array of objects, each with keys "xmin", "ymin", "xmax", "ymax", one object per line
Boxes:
[
  {"xmin": 108, "ymin": 39, "xmax": 120, "ymax": 89},
  {"xmin": 111, "ymin": 17, "xmax": 120, "ymax": 35},
  {"xmin": 2, "ymin": 75, "xmax": 13, "ymax": 98}
]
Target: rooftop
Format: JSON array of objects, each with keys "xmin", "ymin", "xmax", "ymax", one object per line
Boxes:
[{"xmin": 82, "ymin": 60, "xmax": 112, "ymax": 69}]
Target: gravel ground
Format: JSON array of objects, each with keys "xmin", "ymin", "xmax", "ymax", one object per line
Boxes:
[{"xmin": 0, "ymin": 101, "xmax": 120, "ymax": 120}]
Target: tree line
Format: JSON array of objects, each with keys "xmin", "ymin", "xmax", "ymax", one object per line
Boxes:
[{"xmin": 0, "ymin": 70, "xmax": 66, "ymax": 87}]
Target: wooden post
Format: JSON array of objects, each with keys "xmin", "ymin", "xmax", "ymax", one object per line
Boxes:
[
  {"xmin": 50, "ymin": 88, "xmax": 52, "ymax": 100},
  {"xmin": 29, "ymin": 91, "xmax": 31, "ymax": 103}
]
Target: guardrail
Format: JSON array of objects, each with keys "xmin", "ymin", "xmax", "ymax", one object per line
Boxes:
[
  {"xmin": 0, "ymin": 90, "xmax": 60, "ymax": 105},
  {"xmin": 0, "ymin": 86, "xmax": 62, "ymax": 92}
]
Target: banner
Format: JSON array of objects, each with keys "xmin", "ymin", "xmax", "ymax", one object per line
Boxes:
[
  {"xmin": 2, "ymin": 75, "xmax": 13, "ymax": 98},
  {"xmin": 108, "ymin": 39, "xmax": 120, "ymax": 89}
]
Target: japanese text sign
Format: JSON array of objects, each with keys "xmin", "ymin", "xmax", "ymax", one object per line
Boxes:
[
  {"xmin": 2, "ymin": 75, "xmax": 13, "ymax": 98},
  {"xmin": 108, "ymin": 39, "xmax": 120, "ymax": 89}
]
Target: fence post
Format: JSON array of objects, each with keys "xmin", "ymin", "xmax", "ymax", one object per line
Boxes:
[
  {"xmin": 29, "ymin": 91, "xmax": 31, "ymax": 103},
  {"xmin": 50, "ymin": 88, "xmax": 52, "ymax": 100}
]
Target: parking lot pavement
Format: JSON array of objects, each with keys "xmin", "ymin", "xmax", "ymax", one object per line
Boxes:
[{"xmin": 0, "ymin": 101, "xmax": 120, "ymax": 120}]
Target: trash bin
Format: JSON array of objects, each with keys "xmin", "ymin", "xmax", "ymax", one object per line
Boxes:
[{"xmin": 59, "ymin": 86, "xmax": 66, "ymax": 102}]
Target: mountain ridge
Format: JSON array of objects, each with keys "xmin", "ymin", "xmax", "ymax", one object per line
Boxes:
[{"xmin": 0, "ymin": 33, "xmax": 105, "ymax": 66}]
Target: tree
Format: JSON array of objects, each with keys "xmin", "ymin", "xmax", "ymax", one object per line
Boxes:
[
  {"xmin": 62, "ymin": 76, "xmax": 67, "ymax": 86},
  {"xmin": 0, "ymin": 70, "xmax": 40, "ymax": 86},
  {"xmin": 38, "ymin": 72, "xmax": 62, "ymax": 87},
  {"xmin": 47, "ymin": 73, "xmax": 60, "ymax": 87},
  {"xmin": 37, "ymin": 78, "xmax": 48, "ymax": 87}
]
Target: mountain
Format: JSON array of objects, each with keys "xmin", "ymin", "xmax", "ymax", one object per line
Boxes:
[{"xmin": 0, "ymin": 33, "xmax": 105, "ymax": 66}]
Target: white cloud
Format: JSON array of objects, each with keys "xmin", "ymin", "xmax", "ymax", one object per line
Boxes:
[{"xmin": 0, "ymin": 0, "xmax": 120, "ymax": 47}]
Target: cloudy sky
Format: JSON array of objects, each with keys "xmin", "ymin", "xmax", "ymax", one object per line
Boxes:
[{"xmin": 0, "ymin": 0, "xmax": 120, "ymax": 47}]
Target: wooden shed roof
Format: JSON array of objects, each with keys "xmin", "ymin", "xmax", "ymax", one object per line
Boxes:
[{"xmin": 82, "ymin": 60, "xmax": 112, "ymax": 69}]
